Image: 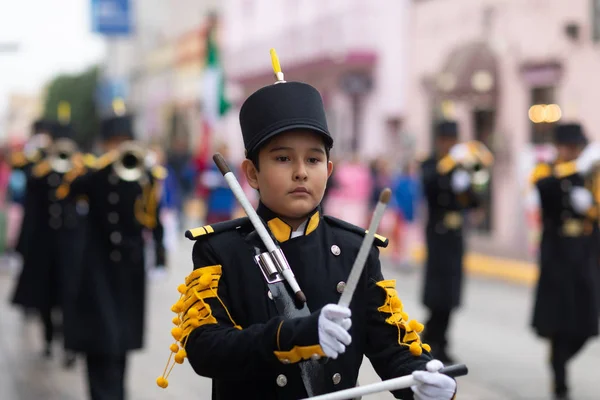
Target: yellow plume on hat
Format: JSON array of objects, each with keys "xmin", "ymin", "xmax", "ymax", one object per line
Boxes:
[
  {"xmin": 58, "ymin": 101, "xmax": 71, "ymax": 124},
  {"xmin": 112, "ymin": 97, "xmax": 126, "ymax": 116},
  {"xmin": 270, "ymin": 48, "xmax": 285, "ymax": 84}
]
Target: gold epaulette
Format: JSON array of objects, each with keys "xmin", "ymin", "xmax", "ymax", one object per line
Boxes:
[
  {"xmin": 95, "ymin": 150, "xmax": 118, "ymax": 170},
  {"xmin": 185, "ymin": 218, "xmax": 251, "ymax": 241},
  {"xmin": 554, "ymin": 161, "xmax": 578, "ymax": 179},
  {"xmin": 152, "ymin": 165, "xmax": 168, "ymax": 180},
  {"xmin": 323, "ymin": 215, "xmax": 388, "ymax": 248},
  {"xmin": 32, "ymin": 160, "xmax": 51, "ymax": 178},
  {"xmin": 437, "ymin": 155, "xmax": 456, "ymax": 175},
  {"xmin": 529, "ymin": 163, "xmax": 553, "ymax": 185},
  {"xmin": 10, "ymin": 152, "xmax": 28, "ymax": 168},
  {"xmin": 83, "ymin": 153, "xmax": 97, "ymax": 168}
]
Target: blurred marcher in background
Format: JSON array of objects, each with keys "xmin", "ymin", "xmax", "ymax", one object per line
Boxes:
[
  {"xmin": 165, "ymin": 135, "xmax": 194, "ymax": 223},
  {"xmin": 199, "ymin": 142, "xmax": 236, "ymax": 224},
  {"xmin": 10, "ymin": 121, "xmax": 86, "ymax": 369},
  {"xmin": 419, "ymin": 120, "xmax": 481, "ymax": 364},
  {"xmin": 529, "ymin": 123, "xmax": 600, "ymax": 400},
  {"xmin": 62, "ymin": 114, "xmax": 167, "ymax": 400},
  {"xmin": 8, "ymin": 120, "xmax": 54, "ymax": 260},
  {"xmin": 391, "ymin": 160, "xmax": 421, "ymax": 270},
  {"xmin": 0, "ymin": 146, "xmax": 12, "ymax": 258}
]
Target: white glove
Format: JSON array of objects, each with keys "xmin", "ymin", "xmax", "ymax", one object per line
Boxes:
[
  {"xmin": 411, "ymin": 360, "xmax": 457, "ymax": 400},
  {"xmin": 570, "ymin": 186, "xmax": 593, "ymax": 214},
  {"xmin": 451, "ymin": 169, "xmax": 471, "ymax": 193},
  {"xmin": 449, "ymin": 143, "xmax": 470, "ymax": 163},
  {"xmin": 318, "ymin": 304, "xmax": 352, "ymax": 359},
  {"xmin": 575, "ymin": 143, "xmax": 600, "ymax": 175}
]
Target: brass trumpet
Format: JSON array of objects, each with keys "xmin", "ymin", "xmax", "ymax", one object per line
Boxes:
[
  {"xmin": 113, "ymin": 141, "xmax": 147, "ymax": 182},
  {"xmin": 48, "ymin": 138, "xmax": 79, "ymax": 173},
  {"xmin": 459, "ymin": 140, "xmax": 494, "ymax": 189}
]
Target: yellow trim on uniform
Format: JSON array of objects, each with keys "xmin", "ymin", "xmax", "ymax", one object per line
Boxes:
[
  {"xmin": 83, "ymin": 154, "xmax": 97, "ymax": 168},
  {"xmin": 365, "ymin": 230, "xmax": 388, "ymax": 245},
  {"xmin": 32, "ymin": 160, "xmax": 51, "ymax": 178},
  {"xmin": 95, "ymin": 150, "xmax": 118, "ymax": 169},
  {"xmin": 586, "ymin": 207, "xmax": 598, "ymax": 220},
  {"xmin": 554, "ymin": 161, "xmax": 578, "ymax": 178},
  {"xmin": 374, "ymin": 233, "xmax": 387, "ymax": 243},
  {"xmin": 268, "ymin": 218, "xmax": 292, "ymax": 243},
  {"xmin": 305, "ymin": 211, "xmax": 320, "ymax": 235},
  {"xmin": 188, "ymin": 226, "xmax": 207, "ymax": 238},
  {"xmin": 152, "ymin": 165, "xmax": 168, "ymax": 180},
  {"xmin": 274, "ymin": 345, "xmax": 326, "ymax": 364},
  {"xmin": 375, "ymin": 280, "xmax": 427, "ymax": 356},
  {"xmin": 205, "ymin": 225, "xmax": 214, "ymax": 233},
  {"xmin": 10, "ymin": 152, "xmax": 27, "ymax": 168},
  {"xmin": 437, "ymin": 155, "xmax": 456, "ymax": 175},
  {"xmin": 159, "ymin": 265, "xmax": 241, "ymax": 389},
  {"xmin": 529, "ymin": 163, "xmax": 552, "ymax": 185}
]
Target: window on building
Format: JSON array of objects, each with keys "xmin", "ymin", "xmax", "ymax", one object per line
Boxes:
[
  {"xmin": 593, "ymin": 0, "xmax": 600, "ymax": 42},
  {"xmin": 530, "ymin": 86, "xmax": 557, "ymax": 144}
]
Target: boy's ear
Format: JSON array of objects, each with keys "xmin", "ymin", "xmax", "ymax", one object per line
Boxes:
[
  {"xmin": 327, "ymin": 159, "xmax": 333, "ymax": 179},
  {"xmin": 241, "ymin": 159, "xmax": 259, "ymax": 190}
]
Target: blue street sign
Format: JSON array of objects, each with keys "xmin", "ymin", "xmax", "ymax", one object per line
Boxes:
[{"xmin": 91, "ymin": 0, "xmax": 132, "ymax": 36}]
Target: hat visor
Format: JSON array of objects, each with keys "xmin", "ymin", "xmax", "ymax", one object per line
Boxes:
[{"xmin": 248, "ymin": 123, "xmax": 333, "ymax": 156}]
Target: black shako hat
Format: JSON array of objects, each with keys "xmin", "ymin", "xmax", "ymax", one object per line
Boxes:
[
  {"xmin": 435, "ymin": 120, "xmax": 459, "ymax": 138},
  {"xmin": 32, "ymin": 119, "xmax": 57, "ymax": 136},
  {"xmin": 554, "ymin": 123, "xmax": 587, "ymax": 145},
  {"xmin": 239, "ymin": 81, "xmax": 333, "ymax": 157},
  {"xmin": 52, "ymin": 123, "xmax": 76, "ymax": 139},
  {"xmin": 100, "ymin": 115, "xmax": 135, "ymax": 141}
]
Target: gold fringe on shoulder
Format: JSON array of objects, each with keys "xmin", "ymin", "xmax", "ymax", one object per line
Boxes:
[
  {"xmin": 157, "ymin": 265, "xmax": 240, "ymax": 389},
  {"xmin": 375, "ymin": 280, "xmax": 429, "ymax": 356}
]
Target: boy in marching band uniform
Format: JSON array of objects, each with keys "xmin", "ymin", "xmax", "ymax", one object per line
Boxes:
[{"xmin": 158, "ymin": 51, "xmax": 457, "ymax": 400}]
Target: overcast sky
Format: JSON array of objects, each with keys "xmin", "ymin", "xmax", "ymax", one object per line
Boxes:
[{"xmin": 0, "ymin": 0, "xmax": 106, "ymax": 113}]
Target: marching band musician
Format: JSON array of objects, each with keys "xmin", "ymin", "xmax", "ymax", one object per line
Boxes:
[
  {"xmin": 419, "ymin": 121, "xmax": 481, "ymax": 364},
  {"xmin": 60, "ymin": 113, "xmax": 167, "ymax": 400},
  {"xmin": 529, "ymin": 122, "xmax": 600, "ymax": 400},
  {"xmin": 10, "ymin": 120, "xmax": 89, "ymax": 368},
  {"xmin": 158, "ymin": 51, "xmax": 457, "ymax": 400},
  {"xmin": 9, "ymin": 119, "xmax": 55, "ymax": 259}
]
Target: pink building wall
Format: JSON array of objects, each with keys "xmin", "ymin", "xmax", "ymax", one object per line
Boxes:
[
  {"xmin": 407, "ymin": 0, "xmax": 600, "ymax": 257},
  {"xmin": 221, "ymin": 0, "xmax": 412, "ymax": 163}
]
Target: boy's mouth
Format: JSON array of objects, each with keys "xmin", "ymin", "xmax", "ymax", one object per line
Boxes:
[{"xmin": 290, "ymin": 187, "xmax": 310, "ymax": 194}]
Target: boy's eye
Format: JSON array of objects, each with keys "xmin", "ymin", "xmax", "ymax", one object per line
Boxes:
[
  {"xmin": 275, "ymin": 156, "xmax": 290, "ymax": 162},
  {"xmin": 308, "ymin": 157, "xmax": 321, "ymax": 164}
]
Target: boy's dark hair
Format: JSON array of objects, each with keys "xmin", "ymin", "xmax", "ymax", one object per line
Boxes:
[{"xmin": 247, "ymin": 134, "xmax": 331, "ymax": 171}]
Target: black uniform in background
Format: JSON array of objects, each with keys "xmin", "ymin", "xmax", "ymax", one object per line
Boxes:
[
  {"xmin": 64, "ymin": 115, "xmax": 166, "ymax": 400},
  {"xmin": 420, "ymin": 121, "xmax": 480, "ymax": 363}
]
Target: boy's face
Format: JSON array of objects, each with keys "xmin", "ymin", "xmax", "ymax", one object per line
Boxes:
[
  {"xmin": 556, "ymin": 143, "xmax": 583, "ymax": 162},
  {"xmin": 436, "ymin": 136, "xmax": 457, "ymax": 156},
  {"xmin": 242, "ymin": 130, "xmax": 333, "ymax": 224},
  {"xmin": 102, "ymin": 136, "xmax": 131, "ymax": 153}
]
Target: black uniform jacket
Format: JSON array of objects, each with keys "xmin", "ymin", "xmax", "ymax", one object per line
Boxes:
[
  {"xmin": 421, "ymin": 155, "xmax": 479, "ymax": 310},
  {"xmin": 531, "ymin": 161, "xmax": 599, "ymax": 339},
  {"xmin": 166, "ymin": 204, "xmax": 433, "ymax": 400},
  {"xmin": 63, "ymin": 151, "xmax": 166, "ymax": 355},
  {"xmin": 11, "ymin": 158, "xmax": 88, "ymax": 311}
]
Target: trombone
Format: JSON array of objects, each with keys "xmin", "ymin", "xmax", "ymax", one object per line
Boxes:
[
  {"xmin": 113, "ymin": 140, "xmax": 147, "ymax": 182},
  {"xmin": 48, "ymin": 138, "xmax": 79, "ymax": 173}
]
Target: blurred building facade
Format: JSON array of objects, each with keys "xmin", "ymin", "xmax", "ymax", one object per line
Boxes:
[
  {"xmin": 221, "ymin": 0, "xmax": 412, "ymax": 161},
  {"xmin": 407, "ymin": 0, "xmax": 600, "ymax": 258},
  {"xmin": 100, "ymin": 0, "xmax": 221, "ymax": 151},
  {"xmin": 2, "ymin": 93, "xmax": 43, "ymax": 145}
]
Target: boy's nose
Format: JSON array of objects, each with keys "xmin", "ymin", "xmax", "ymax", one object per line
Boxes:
[{"xmin": 294, "ymin": 165, "xmax": 308, "ymax": 181}]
